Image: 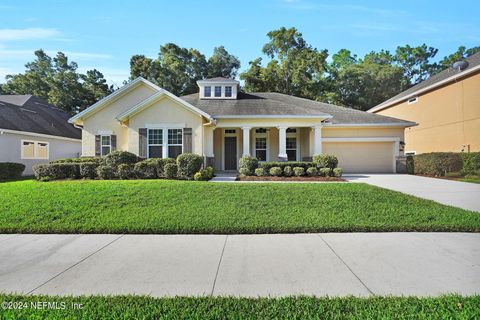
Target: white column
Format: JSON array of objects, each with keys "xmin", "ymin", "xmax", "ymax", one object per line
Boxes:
[
  {"xmin": 312, "ymin": 125, "xmax": 322, "ymax": 155},
  {"xmin": 242, "ymin": 127, "xmax": 251, "ymax": 156},
  {"xmin": 278, "ymin": 126, "xmax": 288, "ymax": 161},
  {"xmin": 204, "ymin": 126, "xmax": 214, "ymax": 157}
]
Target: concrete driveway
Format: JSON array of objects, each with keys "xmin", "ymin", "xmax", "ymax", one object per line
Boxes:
[
  {"xmin": 1, "ymin": 233, "xmax": 479, "ymax": 297},
  {"xmin": 346, "ymin": 174, "xmax": 480, "ymax": 212}
]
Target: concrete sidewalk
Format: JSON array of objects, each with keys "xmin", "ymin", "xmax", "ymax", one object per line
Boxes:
[{"xmin": 0, "ymin": 233, "xmax": 479, "ymax": 297}]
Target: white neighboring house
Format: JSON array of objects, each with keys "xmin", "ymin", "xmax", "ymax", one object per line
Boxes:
[{"xmin": 0, "ymin": 95, "xmax": 81, "ymax": 175}]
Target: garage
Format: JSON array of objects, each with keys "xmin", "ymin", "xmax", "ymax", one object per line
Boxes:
[{"xmin": 323, "ymin": 141, "xmax": 395, "ymax": 173}]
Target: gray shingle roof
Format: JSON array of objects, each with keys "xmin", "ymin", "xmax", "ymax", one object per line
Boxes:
[
  {"xmin": 0, "ymin": 95, "xmax": 81, "ymax": 139},
  {"xmin": 372, "ymin": 51, "xmax": 480, "ymax": 111},
  {"xmin": 198, "ymin": 77, "xmax": 237, "ymax": 82},
  {"xmin": 181, "ymin": 92, "xmax": 414, "ymax": 125}
]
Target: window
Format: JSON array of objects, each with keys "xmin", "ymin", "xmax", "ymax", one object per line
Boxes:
[
  {"xmin": 147, "ymin": 128, "xmax": 183, "ymax": 159},
  {"xmin": 408, "ymin": 97, "xmax": 418, "ymax": 105},
  {"xmin": 286, "ymin": 128, "xmax": 298, "ymax": 161},
  {"xmin": 255, "ymin": 128, "xmax": 268, "ymax": 161},
  {"xmin": 168, "ymin": 129, "xmax": 183, "ymax": 159},
  {"xmin": 204, "ymin": 86, "xmax": 211, "ymax": 97},
  {"xmin": 21, "ymin": 140, "xmax": 49, "ymax": 159},
  {"xmin": 101, "ymin": 135, "xmax": 111, "ymax": 156},
  {"xmin": 148, "ymin": 129, "xmax": 163, "ymax": 158},
  {"xmin": 225, "ymin": 129, "xmax": 236, "ymax": 134},
  {"xmin": 225, "ymin": 86, "xmax": 232, "ymax": 97},
  {"xmin": 214, "ymin": 86, "xmax": 222, "ymax": 97}
]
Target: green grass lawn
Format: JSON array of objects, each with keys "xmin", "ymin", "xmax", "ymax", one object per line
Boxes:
[
  {"xmin": 458, "ymin": 176, "xmax": 480, "ymax": 184},
  {"xmin": 0, "ymin": 179, "xmax": 478, "ymax": 233},
  {"xmin": 0, "ymin": 294, "xmax": 478, "ymax": 319}
]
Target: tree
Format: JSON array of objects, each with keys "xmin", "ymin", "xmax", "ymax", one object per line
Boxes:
[
  {"xmin": 439, "ymin": 46, "xmax": 480, "ymax": 69},
  {"xmin": 1, "ymin": 49, "xmax": 112, "ymax": 113},
  {"xmin": 394, "ymin": 44, "xmax": 438, "ymax": 85},
  {"xmin": 241, "ymin": 27, "xmax": 328, "ymax": 99},
  {"xmin": 207, "ymin": 46, "xmax": 240, "ymax": 78}
]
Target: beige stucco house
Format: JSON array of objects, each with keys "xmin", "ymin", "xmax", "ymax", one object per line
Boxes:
[
  {"xmin": 69, "ymin": 77, "xmax": 415, "ymax": 173},
  {"xmin": 369, "ymin": 52, "xmax": 480, "ymax": 155}
]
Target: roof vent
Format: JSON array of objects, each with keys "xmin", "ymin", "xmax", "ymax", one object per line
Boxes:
[{"xmin": 452, "ymin": 60, "xmax": 469, "ymax": 72}]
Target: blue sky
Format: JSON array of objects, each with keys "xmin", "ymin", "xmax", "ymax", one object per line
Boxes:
[{"xmin": 1, "ymin": 0, "xmax": 479, "ymax": 87}]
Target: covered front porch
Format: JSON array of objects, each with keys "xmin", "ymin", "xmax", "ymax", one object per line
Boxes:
[{"xmin": 204, "ymin": 124, "xmax": 323, "ymax": 171}]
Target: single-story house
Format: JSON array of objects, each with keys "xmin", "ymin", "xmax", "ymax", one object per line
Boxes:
[
  {"xmin": 69, "ymin": 77, "xmax": 415, "ymax": 173},
  {"xmin": 368, "ymin": 52, "xmax": 480, "ymax": 154},
  {"xmin": 0, "ymin": 95, "xmax": 82, "ymax": 174}
]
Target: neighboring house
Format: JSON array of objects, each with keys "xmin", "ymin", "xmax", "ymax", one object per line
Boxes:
[
  {"xmin": 0, "ymin": 95, "xmax": 81, "ymax": 174},
  {"xmin": 368, "ymin": 52, "xmax": 480, "ymax": 155},
  {"xmin": 69, "ymin": 77, "xmax": 415, "ymax": 173}
]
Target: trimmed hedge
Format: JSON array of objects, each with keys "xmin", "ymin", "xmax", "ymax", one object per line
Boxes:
[
  {"xmin": 0, "ymin": 162, "xmax": 25, "ymax": 180},
  {"xmin": 33, "ymin": 163, "xmax": 80, "ymax": 181},
  {"xmin": 255, "ymin": 168, "xmax": 266, "ymax": 176},
  {"xmin": 177, "ymin": 153, "xmax": 203, "ymax": 179},
  {"xmin": 461, "ymin": 152, "xmax": 480, "ymax": 175},
  {"xmin": 97, "ymin": 165, "xmax": 116, "ymax": 180},
  {"xmin": 293, "ymin": 167, "xmax": 305, "ymax": 177},
  {"xmin": 134, "ymin": 160, "xmax": 157, "ymax": 179},
  {"xmin": 259, "ymin": 161, "xmax": 314, "ymax": 172},
  {"xmin": 50, "ymin": 157, "xmax": 102, "ymax": 164},
  {"xmin": 319, "ymin": 168, "xmax": 331, "ymax": 177},
  {"xmin": 313, "ymin": 154, "xmax": 338, "ymax": 169},
  {"xmin": 117, "ymin": 164, "xmax": 135, "ymax": 180},
  {"xmin": 104, "ymin": 151, "xmax": 138, "ymax": 168},
  {"xmin": 269, "ymin": 167, "xmax": 282, "ymax": 176},
  {"xmin": 194, "ymin": 166, "xmax": 214, "ymax": 181},
  {"xmin": 306, "ymin": 167, "xmax": 318, "ymax": 177},
  {"xmin": 80, "ymin": 162, "xmax": 99, "ymax": 179},
  {"xmin": 239, "ymin": 156, "xmax": 258, "ymax": 173},
  {"xmin": 413, "ymin": 153, "xmax": 463, "ymax": 176},
  {"xmin": 164, "ymin": 163, "xmax": 178, "ymax": 179}
]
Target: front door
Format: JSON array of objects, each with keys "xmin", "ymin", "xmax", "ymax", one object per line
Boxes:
[{"xmin": 224, "ymin": 137, "xmax": 237, "ymax": 170}]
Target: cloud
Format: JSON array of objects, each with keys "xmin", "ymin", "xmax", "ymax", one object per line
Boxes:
[{"xmin": 0, "ymin": 28, "xmax": 62, "ymax": 41}]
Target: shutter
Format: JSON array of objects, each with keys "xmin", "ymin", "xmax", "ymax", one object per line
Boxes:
[
  {"xmin": 139, "ymin": 128, "xmax": 147, "ymax": 158},
  {"xmin": 183, "ymin": 128, "xmax": 192, "ymax": 153},
  {"xmin": 95, "ymin": 135, "xmax": 101, "ymax": 157},
  {"xmin": 111, "ymin": 135, "xmax": 117, "ymax": 151}
]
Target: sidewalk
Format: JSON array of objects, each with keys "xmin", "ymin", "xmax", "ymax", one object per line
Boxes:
[{"xmin": 1, "ymin": 233, "xmax": 479, "ymax": 297}]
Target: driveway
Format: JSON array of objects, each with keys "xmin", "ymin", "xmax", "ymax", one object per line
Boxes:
[
  {"xmin": 0, "ymin": 233, "xmax": 479, "ymax": 297},
  {"xmin": 346, "ymin": 174, "xmax": 480, "ymax": 212}
]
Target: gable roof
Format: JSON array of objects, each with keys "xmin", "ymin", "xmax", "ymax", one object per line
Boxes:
[
  {"xmin": 181, "ymin": 92, "xmax": 414, "ymax": 125},
  {"xmin": 0, "ymin": 95, "xmax": 81, "ymax": 139},
  {"xmin": 197, "ymin": 77, "xmax": 239, "ymax": 83},
  {"xmin": 369, "ymin": 52, "xmax": 480, "ymax": 113},
  {"xmin": 68, "ymin": 77, "xmax": 162, "ymax": 124}
]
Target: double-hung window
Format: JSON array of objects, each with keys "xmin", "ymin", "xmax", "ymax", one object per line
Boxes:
[
  {"xmin": 147, "ymin": 128, "xmax": 183, "ymax": 159},
  {"xmin": 286, "ymin": 128, "xmax": 298, "ymax": 161},
  {"xmin": 100, "ymin": 135, "xmax": 112, "ymax": 156},
  {"xmin": 214, "ymin": 86, "xmax": 222, "ymax": 97},
  {"xmin": 21, "ymin": 140, "xmax": 49, "ymax": 159},
  {"xmin": 225, "ymin": 86, "xmax": 232, "ymax": 97},
  {"xmin": 255, "ymin": 128, "xmax": 268, "ymax": 161},
  {"xmin": 204, "ymin": 86, "xmax": 211, "ymax": 97}
]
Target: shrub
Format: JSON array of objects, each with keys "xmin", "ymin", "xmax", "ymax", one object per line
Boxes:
[
  {"xmin": 177, "ymin": 153, "xmax": 203, "ymax": 179},
  {"xmin": 33, "ymin": 163, "xmax": 80, "ymax": 181},
  {"xmin": 194, "ymin": 167, "xmax": 214, "ymax": 181},
  {"xmin": 259, "ymin": 161, "xmax": 314, "ymax": 172},
  {"xmin": 51, "ymin": 157, "xmax": 102, "ymax": 164},
  {"xmin": 79, "ymin": 162, "xmax": 99, "ymax": 179},
  {"xmin": 193, "ymin": 172, "xmax": 203, "ymax": 181},
  {"xmin": 239, "ymin": 156, "xmax": 258, "ymax": 173},
  {"xmin": 283, "ymin": 166, "xmax": 293, "ymax": 177},
  {"xmin": 269, "ymin": 167, "xmax": 282, "ymax": 177},
  {"xmin": 164, "ymin": 163, "xmax": 178, "ymax": 179},
  {"xmin": 239, "ymin": 168, "xmax": 251, "ymax": 176},
  {"xmin": 313, "ymin": 154, "xmax": 338, "ymax": 169},
  {"xmin": 255, "ymin": 168, "xmax": 266, "ymax": 176},
  {"xmin": 0, "ymin": 162, "xmax": 25, "ymax": 180},
  {"xmin": 96, "ymin": 165, "xmax": 117, "ymax": 180},
  {"xmin": 406, "ymin": 155, "xmax": 414, "ymax": 174},
  {"xmin": 293, "ymin": 167, "xmax": 305, "ymax": 177},
  {"xmin": 134, "ymin": 160, "xmax": 157, "ymax": 179},
  {"xmin": 319, "ymin": 168, "xmax": 331, "ymax": 177},
  {"xmin": 413, "ymin": 153, "xmax": 463, "ymax": 176},
  {"xmin": 156, "ymin": 158, "xmax": 176, "ymax": 177},
  {"xmin": 117, "ymin": 164, "xmax": 135, "ymax": 179},
  {"xmin": 461, "ymin": 152, "xmax": 480, "ymax": 175},
  {"xmin": 104, "ymin": 151, "xmax": 138, "ymax": 168},
  {"xmin": 333, "ymin": 167, "xmax": 343, "ymax": 177},
  {"xmin": 306, "ymin": 167, "xmax": 318, "ymax": 177}
]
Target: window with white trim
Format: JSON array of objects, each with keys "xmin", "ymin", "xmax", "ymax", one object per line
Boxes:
[
  {"xmin": 204, "ymin": 86, "xmax": 211, "ymax": 97},
  {"xmin": 101, "ymin": 135, "xmax": 112, "ymax": 156},
  {"xmin": 286, "ymin": 128, "xmax": 298, "ymax": 161},
  {"xmin": 168, "ymin": 129, "xmax": 183, "ymax": 159},
  {"xmin": 225, "ymin": 86, "xmax": 232, "ymax": 97},
  {"xmin": 214, "ymin": 86, "xmax": 222, "ymax": 97},
  {"xmin": 147, "ymin": 129, "xmax": 163, "ymax": 158},
  {"xmin": 21, "ymin": 140, "xmax": 49, "ymax": 159},
  {"xmin": 255, "ymin": 128, "xmax": 268, "ymax": 161}
]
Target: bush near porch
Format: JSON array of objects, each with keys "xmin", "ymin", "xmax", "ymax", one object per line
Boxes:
[
  {"xmin": 32, "ymin": 151, "xmax": 213, "ymax": 181},
  {"xmin": 239, "ymin": 154, "xmax": 343, "ymax": 178}
]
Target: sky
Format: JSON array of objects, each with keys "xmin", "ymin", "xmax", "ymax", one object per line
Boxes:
[{"xmin": 0, "ymin": 0, "xmax": 479, "ymax": 88}]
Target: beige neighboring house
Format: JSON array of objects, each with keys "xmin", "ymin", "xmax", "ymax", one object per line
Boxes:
[
  {"xmin": 369, "ymin": 52, "xmax": 480, "ymax": 155},
  {"xmin": 0, "ymin": 95, "xmax": 81, "ymax": 175},
  {"xmin": 69, "ymin": 77, "xmax": 415, "ymax": 173}
]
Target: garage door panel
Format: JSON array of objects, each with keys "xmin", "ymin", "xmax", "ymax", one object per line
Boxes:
[{"xmin": 323, "ymin": 142, "xmax": 394, "ymax": 173}]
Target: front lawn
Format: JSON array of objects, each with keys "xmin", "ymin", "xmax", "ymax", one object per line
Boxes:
[
  {"xmin": 0, "ymin": 179, "xmax": 479, "ymax": 233},
  {"xmin": 0, "ymin": 294, "xmax": 478, "ymax": 319}
]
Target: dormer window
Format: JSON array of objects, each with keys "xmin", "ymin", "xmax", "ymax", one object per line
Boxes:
[
  {"xmin": 214, "ymin": 86, "xmax": 222, "ymax": 97},
  {"xmin": 225, "ymin": 86, "xmax": 232, "ymax": 97},
  {"xmin": 204, "ymin": 86, "xmax": 211, "ymax": 97}
]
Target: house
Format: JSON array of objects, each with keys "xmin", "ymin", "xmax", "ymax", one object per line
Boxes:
[
  {"xmin": 368, "ymin": 52, "xmax": 480, "ymax": 155},
  {"xmin": 0, "ymin": 95, "xmax": 82, "ymax": 174},
  {"xmin": 69, "ymin": 77, "xmax": 415, "ymax": 173}
]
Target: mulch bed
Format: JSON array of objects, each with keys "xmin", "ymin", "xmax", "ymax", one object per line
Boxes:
[{"xmin": 237, "ymin": 176, "xmax": 346, "ymax": 182}]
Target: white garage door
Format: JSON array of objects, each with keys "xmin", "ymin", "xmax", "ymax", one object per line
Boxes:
[{"xmin": 323, "ymin": 142, "xmax": 394, "ymax": 173}]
